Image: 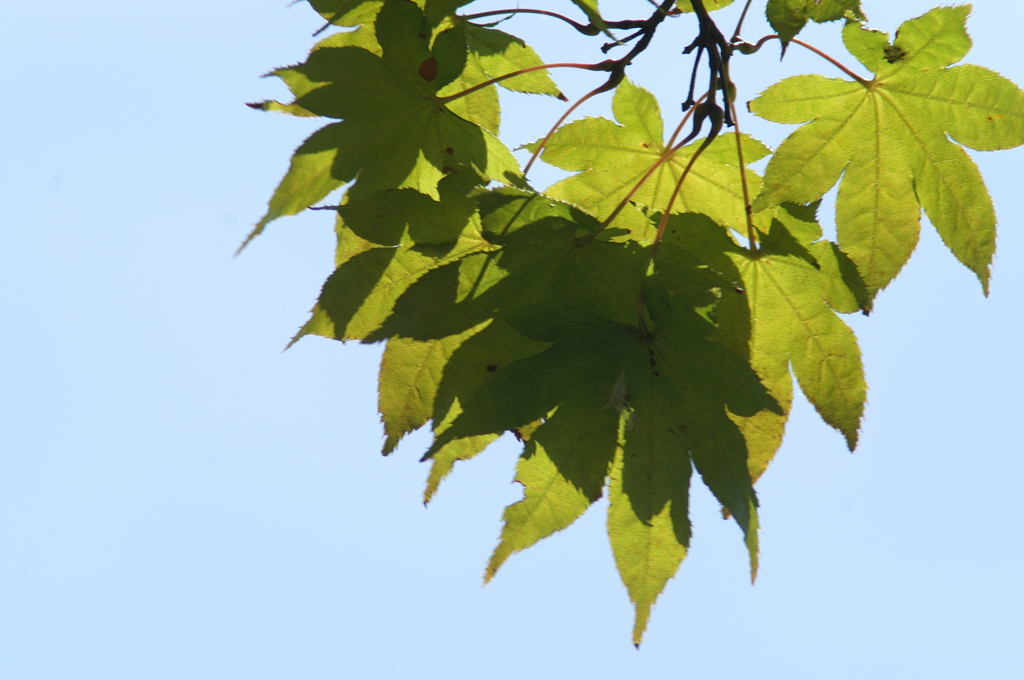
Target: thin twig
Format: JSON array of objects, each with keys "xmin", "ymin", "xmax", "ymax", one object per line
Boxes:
[
  {"xmin": 666, "ymin": 92, "xmax": 708, "ymax": 149},
  {"xmin": 602, "ymin": 28, "xmax": 644, "ymax": 53},
  {"xmin": 731, "ymin": 0, "xmax": 755, "ymax": 42}
]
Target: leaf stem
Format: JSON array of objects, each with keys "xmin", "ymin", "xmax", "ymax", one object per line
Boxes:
[
  {"xmin": 633, "ymin": 105, "xmax": 723, "ymax": 334},
  {"xmin": 463, "ymin": 9, "xmax": 648, "ymax": 34},
  {"xmin": 583, "ymin": 93, "xmax": 708, "ymax": 241},
  {"xmin": 791, "ymin": 38, "xmax": 870, "ymax": 84},
  {"xmin": 648, "ymin": 105, "xmax": 724, "ymax": 264},
  {"xmin": 666, "ymin": 92, "xmax": 708, "ymax": 149},
  {"xmin": 524, "ymin": 78, "xmax": 620, "ymax": 175},
  {"xmin": 436, "ymin": 62, "xmax": 610, "ymax": 104},
  {"xmin": 731, "ymin": 0, "xmax": 755, "ymax": 42},
  {"xmin": 728, "ymin": 98, "xmax": 758, "ymax": 251},
  {"xmin": 736, "ymin": 35, "xmax": 869, "ymax": 84},
  {"xmin": 524, "ymin": 0, "xmax": 678, "ymax": 175}
]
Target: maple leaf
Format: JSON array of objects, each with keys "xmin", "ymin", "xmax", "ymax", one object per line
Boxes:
[
  {"xmin": 249, "ymin": 0, "xmax": 1024, "ymax": 646},
  {"xmin": 418, "ymin": 319, "xmax": 548, "ymax": 498},
  {"xmin": 533, "ymin": 79, "xmax": 772, "ymax": 235},
  {"xmin": 752, "ymin": 5, "xmax": 1024, "ymax": 296},
  {"xmin": 365, "ymin": 189, "xmax": 651, "ymax": 343},
  {"xmin": 376, "ymin": 317, "xmax": 549, "ymax": 466},
  {"xmin": 294, "ymin": 185, "xmax": 498, "ymax": 344},
  {"xmin": 464, "ymin": 23, "xmax": 563, "ymax": 98},
  {"xmin": 656, "ymin": 205, "xmax": 866, "ymax": 481},
  {"xmin": 246, "ymin": 0, "xmax": 522, "ymax": 246},
  {"xmin": 308, "ymin": 0, "xmax": 468, "ymax": 28},
  {"xmin": 435, "ymin": 21, "xmax": 565, "ymax": 136},
  {"xmin": 428, "ymin": 294, "xmax": 775, "ymax": 645},
  {"xmin": 765, "ymin": 0, "xmax": 866, "ymax": 45},
  {"xmin": 306, "ymin": 0, "xmax": 381, "ymax": 28},
  {"xmin": 364, "ymin": 188, "xmax": 647, "ymax": 460}
]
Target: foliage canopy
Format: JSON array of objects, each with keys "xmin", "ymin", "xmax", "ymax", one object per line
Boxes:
[{"xmin": 246, "ymin": 0, "xmax": 1024, "ymax": 644}]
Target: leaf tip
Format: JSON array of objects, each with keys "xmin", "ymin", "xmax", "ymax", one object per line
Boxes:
[
  {"xmin": 748, "ymin": 538, "xmax": 760, "ymax": 585},
  {"xmin": 631, "ymin": 602, "xmax": 651, "ymax": 648},
  {"xmin": 485, "ymin": 541, "xmax": 513, "ymax": 585},
  {"xmin": 283, "ymin": 331, "xmax": 304, "ymax": 353},
  {"xmin": 234, "ymin": 223, "xmax": 265, "ymax": 256},
  {"xmin": 382, "ymin": 434, "xmax": 400, "ymax": 456},
  {"xmin": 423, "ymin": 476, "xmax": 442, "ymax": 505}
]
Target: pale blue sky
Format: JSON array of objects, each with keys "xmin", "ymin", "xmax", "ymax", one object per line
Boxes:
[{"xmin": 2, "ymin": 2, "xmax": 1022, "ymax": 678}]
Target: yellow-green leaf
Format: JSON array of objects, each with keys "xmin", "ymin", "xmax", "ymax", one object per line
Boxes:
[{"xmin": 752, "ymin": 6, "xmax": 1024, "ymax": 295}]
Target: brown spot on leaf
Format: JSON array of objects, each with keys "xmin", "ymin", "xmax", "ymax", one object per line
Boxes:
[
  {"xmin": 884, "ymin": 45, "xmax": 908, "ymax": 64},
  {"xmin": 418, "ymin": 57, "xmax": 438, "ymax": 81},
  {"xmin": 486, "ymin": 364, "xmax": 498, "ymax": 372}
]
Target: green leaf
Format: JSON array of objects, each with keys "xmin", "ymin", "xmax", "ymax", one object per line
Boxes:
[
  {"xmin": 752, "ymin": 6, "xmax": 1024, "ymax": 295},
  {"xmin": 611, "ymin": 287, "xmax": 773, "ymax": 645},
  {"xmin": 535, "ymin": 79, "xmax": 771, "ymax": 235},
  {"xmin": 367, "ymin": 189, "xmax": 652, "ymax": 342},
  {"xmin": 437, "ymin": 23, "xmax": 501, "ymax": 134},
  {"xmin": 486, "ymin": 403, "xmax": 617, "ymax": 582},
  {"xmin": 422, "ymin": 308, "xmax": 634, "ymax": 446},
  {"xmin": 307, "ymin": 0, "xmax": 383, "ymax": 28},
  {"xmin": 665, "ymin": 210, "xmax": 866, "ymax": 455},
  {"xmin": 247, "ymin": 0, "xmax": 1024, "ymax": 646},
  {"xmin": 423, "ymin": 433, "xmax": 498, "ymax": 502},
  {"xmin": 378, "ymin": 316, "xmax": 551, "ymax": 470},
  {"xmin": 676, "ymin": 0, "xmax": 737, "ymax": 13},
  {"xmin": 294, "ymin": 188, "xmax": 498, "ymax": 343},
  {"xmin": 247, "ymin": 16, "xmax": 382, "ymax": 118},
  {"xmin": 607, "ymin": 442, "xmax": 688, "ymax": 648},
  {"xmin": 465, "ymin": 23, "xmax": 564, "ymax": 98},
  {"xmin": 425, "ymin": 319, "xmax": 550, "ymax": 499},
  {"xmin": 425, "ymin": 296, "xmax": 774, "ymax": 644},
  {"xmin": 246, "ymin": 0, "xmax": 522, "ymax": 246},
  {"xmin": 423, "ymin": 0, "xmax": 474, "ymax": 25},
  {"xmin": 765, "ymin": 0, "xmax": 865, "ymax": 45},
  {"xmin": 378, "ymin": 330, "xmax": 476, "ymax": 456},
  {"xmin": 569, "ymin": 0, "xmax": 610, "ymax": 35}
]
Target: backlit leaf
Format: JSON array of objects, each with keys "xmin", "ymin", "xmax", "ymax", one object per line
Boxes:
[
  {"xmin": 752, "ymin": 6, "xmax": 1024, "ymax": 295},
  {"xmin": 535, "ymin": 79, "xmax": 771, "ymax": 235},
  {"xmin": 765, "ymin": 0, "xmax": 865, "ymax": 45},
  {"xmin": 247, "ymin": 0, "xmax": 522, "ymax": 246},
  {"xmin": 465, "ymin": 23, "xmax": 563, "ymax": 98}
]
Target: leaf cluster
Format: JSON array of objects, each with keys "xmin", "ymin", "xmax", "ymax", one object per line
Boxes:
[{"xmin": 246, "ymin": 0, "xmax": 1023, "ymax": 645}]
